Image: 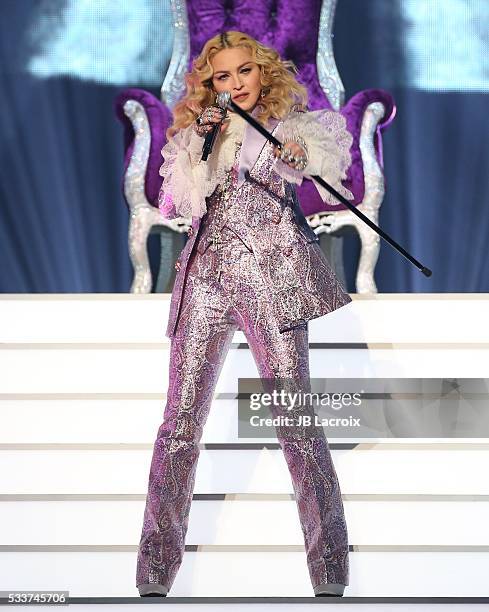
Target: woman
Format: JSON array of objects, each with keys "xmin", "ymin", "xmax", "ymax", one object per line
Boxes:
[{"xmin": 136, "ymin": 31, "xmax": 353, "ymax": 598}]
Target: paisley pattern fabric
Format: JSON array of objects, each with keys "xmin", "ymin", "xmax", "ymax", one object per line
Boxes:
[
  {"xmin": 136, "ymin": 146, "xmax": 350, "ymax": 595},
  {"xmin": 164, "ymin": 114, "xmax": 352, "ymax": 339}
]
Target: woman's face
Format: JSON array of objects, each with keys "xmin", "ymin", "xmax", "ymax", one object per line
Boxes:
[{"xmin": 210, "ymin": 47, "xmax": 262, "ymax": 113}]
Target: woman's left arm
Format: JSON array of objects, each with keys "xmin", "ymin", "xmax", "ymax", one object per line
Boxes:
[{"xmin": 271, "ymin": 109, "xmax": 354, "ymax": 206}]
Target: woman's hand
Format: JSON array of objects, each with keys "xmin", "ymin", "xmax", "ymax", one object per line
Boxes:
[
  {"xmin": 273, "ymin": 140, "xmax": 308, "ymax": 171},
  {"xmin": 194, "ymin": 105, "xmax": 229, "ymax": 137}
]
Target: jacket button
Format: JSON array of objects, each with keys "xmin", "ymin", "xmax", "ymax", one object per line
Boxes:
[
  {"xmin": 187, "ymin": 227, "xmax": 194, "ymax": 236},
  {"xmin": 271, "ymin": 214, "xmax": 281, "ymax": 224},
  {"xmin": 174, "ymin": 261, "xmax": 181, "ymax": 271},
  {"xmin": 283, "ymin": 246, "xmax": 293, "ymax": 256}
]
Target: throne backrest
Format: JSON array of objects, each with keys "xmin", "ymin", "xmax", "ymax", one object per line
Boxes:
[
  {"xmin": 116, "ymin": 0, "xmax": 395, "ymax": 215},
  {"xmin": 187, "ymin": 0, "xmax": 336, "ymax": 112}
]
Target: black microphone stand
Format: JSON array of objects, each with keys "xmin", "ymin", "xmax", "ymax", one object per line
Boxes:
[{"xmin": 216, "ymin": 92, "xmax": 432, "ymax": 278}]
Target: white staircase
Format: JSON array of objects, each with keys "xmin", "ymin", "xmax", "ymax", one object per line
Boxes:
[{"xmin": 1, "ymin": 293, "xmax": 488, "ymax": 610}]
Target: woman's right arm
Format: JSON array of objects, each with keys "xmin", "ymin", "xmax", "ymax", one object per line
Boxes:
[
  {"xmin": 157, "ymin": 125, "xmax": 208, "ymax": 220},
  {"xmin": 158, "ymin": 107, "xmax": 227, "ymax": 220}
]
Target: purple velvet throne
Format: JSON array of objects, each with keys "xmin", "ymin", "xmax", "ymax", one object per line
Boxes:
[{"xmin": 115, "ymin": 0, "xmax": 396, "ymax": 294}]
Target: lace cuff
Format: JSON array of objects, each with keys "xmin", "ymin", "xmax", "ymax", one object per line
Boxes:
[
  {"xmin": 157, "ymin": 124, "xmax": 218, "ymax": 220},
  {"xmin": 271, "ymin": 109, "xmax": 354, "ymax": 206}
]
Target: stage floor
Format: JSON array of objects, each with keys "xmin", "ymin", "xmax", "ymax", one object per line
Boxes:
[{"xmin": 1, "ymin": 293, "xmax": 488, "ymax": 602}]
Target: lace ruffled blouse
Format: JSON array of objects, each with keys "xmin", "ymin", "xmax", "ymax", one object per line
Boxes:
[{"xmin": 158, "ymin": 107, "xmax": 353, "ymax": 220}]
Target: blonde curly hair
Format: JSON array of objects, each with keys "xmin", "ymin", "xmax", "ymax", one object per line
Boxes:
[{"xmin": 166, "ymin": 30, "xmax": 308, "ymax": 140}]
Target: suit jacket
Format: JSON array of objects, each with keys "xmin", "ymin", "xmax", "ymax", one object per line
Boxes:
[{"xmin": 163, "ymin": 109, "xmax": 352, "ymax": 339}]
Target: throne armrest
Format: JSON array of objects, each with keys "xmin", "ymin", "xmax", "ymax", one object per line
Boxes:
[{"xmin": 114, "ymin": 88, "xmax": 173, "ymax": 209}]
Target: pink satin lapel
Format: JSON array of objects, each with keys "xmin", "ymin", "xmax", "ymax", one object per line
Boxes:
[{"xmin": 237, "ymin": 106, "xmax": 280, "ymax": 188}]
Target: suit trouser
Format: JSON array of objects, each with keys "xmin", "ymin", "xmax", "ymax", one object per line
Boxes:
[{"xmin": 136, "ymin": 227, "xmax": 349, "ymax": 593}]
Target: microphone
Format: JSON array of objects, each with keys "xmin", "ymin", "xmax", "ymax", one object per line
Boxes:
[
  {"xmin": 201, "ymin": 94, "xmax": 229, "ymax": 161},
  {"xmin": 216, "ymin": 91, "xmax": 232, "ymax": 108}
]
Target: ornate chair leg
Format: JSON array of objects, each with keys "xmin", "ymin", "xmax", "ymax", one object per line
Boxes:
[
  {"xmin": 313, "ymin": 207, "xmax": 380, "ymax": 293},
  {"xmin": 353, "ymin": 208, "xmax": 381, "ymax": 293},
  {"xmin": 128, "ymin": 205, "xmax": 163, "ymax": 293},
  {"xmin": 352, "ymin": 101, "xmax": 388, "ymax": 293}
]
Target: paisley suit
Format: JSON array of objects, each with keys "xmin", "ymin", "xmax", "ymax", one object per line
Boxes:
[
  {"xmin": 165, "ymin": 107, "xmax": 352, "ymax": 338},
  {"xmin": 136, "ymin": 106, "xmax": 353, "ymax": 597}
]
